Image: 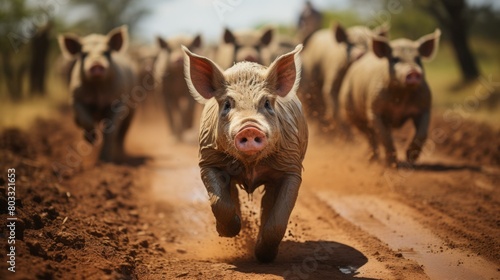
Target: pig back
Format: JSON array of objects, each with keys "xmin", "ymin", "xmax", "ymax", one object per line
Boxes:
[
  {"xmin": 198, "ymin": 96, "xmax": 308, "ymax": 176},
  {"xmin": 340, "ymin": 53, "xmax": 389, "ymax": 123}
]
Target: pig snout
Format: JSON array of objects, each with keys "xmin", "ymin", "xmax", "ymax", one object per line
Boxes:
[
  {"xmin": 234, "ymin": 126, "xmax": 268, "ymax": 155},
  {"xmin": 244, "ymin": 55, "xmax": 258, "ymax": 63},
  {"xmin": 174, "ymin": 56, "xmax": 184, "ymax": 67},
  {"xmin": 405, "ymin": 71, "xmax": 422, "ymax": 86},
  {"xmin": 89, "ymin": 64, "xmax": 106, "ymax": 78}
]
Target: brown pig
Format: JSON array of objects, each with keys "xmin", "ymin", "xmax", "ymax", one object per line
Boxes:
[
  {"xmin": 155, "ymin": 35, "xmax": 203, "ymax": 140},
  {"xmin": 58, "ymin": 26, "xmax": 137, "ymax": 162},
  {"xmin": 300, "ymin": 23, "xmax": 389, "ymax": 123},
  {"xmin": 214, "ymin": 27, "xmax": 274, "ymax": 69},
  {"xmin": 339, "ymin": 29, "xmax": 441, "ymax": 166},
  {"xmin": 183, "ymin": 45, "xmax": 308, "ymax": 262}
]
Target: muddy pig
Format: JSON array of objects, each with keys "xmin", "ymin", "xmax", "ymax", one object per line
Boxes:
[
  {"xmin": 214, "ymin": 27, "xmax": 274, "ymax": 69},
  {"xmin": 339, "ymin": 29, "xmax": 441, "ymax": 166},
  {"xmin": 183, "ymin": 45, "xmax": 308, "ymax": 262},
  {"xmin": 300, "ymin": 23, "xmax": 389, "ymax": 124},
  {"xmin": 155, "ymin": 35, "xmax": 202, "ymax": 140},
  {"xmin": 58, "ymin": 25, "xmax": 137, "ymax": 162}
]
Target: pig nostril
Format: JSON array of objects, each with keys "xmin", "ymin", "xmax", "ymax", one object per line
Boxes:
[
  {"xmin": 241, "ymin": 138, "xmax": 248, "ymax": 143},
  {"xmin": 255, "ymin": 137, "xmax": 261, "ymax": 143}
]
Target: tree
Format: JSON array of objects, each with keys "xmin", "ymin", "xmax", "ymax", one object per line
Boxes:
[
  {"xmin": 417, "ymin": 0, "xmax": 480, "ymax": 81},
  {"xmin": 0, "ymin": 0, "xmax": 32, "ymax": 100},
  {"xmin": 29, "ymin": 22, "xmax": 51, "ymax": 96},
  {"xmin": 69, "ymin": 0, "xmax": 150, "ymax": 35}
]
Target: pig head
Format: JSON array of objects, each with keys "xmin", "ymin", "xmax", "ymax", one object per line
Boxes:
[{"xmin": 215, "ymin": 27, "xmax": 274, "ymax": 69}]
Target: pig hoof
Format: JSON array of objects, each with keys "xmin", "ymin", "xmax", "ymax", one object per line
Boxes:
[
  {"xmin": 216, "ymin": 215, "xmax": 241, "ymax": 237},
  {"xmin": 255, "ymin": 242, "xmax": 279, "ymax": 263},
  {"xmin": 406, "ymin": 150, "xmax": 420, "ymax": 164}
]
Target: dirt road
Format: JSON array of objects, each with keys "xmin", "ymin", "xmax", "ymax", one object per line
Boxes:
[{"xmin": 0, "ymin": 102, "xmax": 499, "ymax": 279}]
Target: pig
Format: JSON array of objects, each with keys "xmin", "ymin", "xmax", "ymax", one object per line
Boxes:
[
  {"xmin": 58, "ymin": 26, "xmax": 137, "ymax": 162},
  {"xmin": 130, "ymin": 44, "xmax": 159, "ymax": 92},
  {"xmin": 214, "ymin": 27, "xmax": 274, "ymax": 69},
  {"xmin": 155, "ymin": 35, "xmax": 203, "ymax": 141},
  {"xmin": 299, "ymin": 23, "xmax": 389, "ymax": 124},
  {"xmin": 339, "ymin": 29, "xmax": 441, "ymax": 167},
  {"xmin": 183, "ymin": 44, "xmax": 308, "ymax": 262},
  {"xmin": 297, "ymin": 0, "xmax": 323, "ymax": 44}
]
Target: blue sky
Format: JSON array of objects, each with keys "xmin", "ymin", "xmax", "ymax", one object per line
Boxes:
[
  {"xmin": 136, "ymin": 0, "xmax": 499, "ymax": 43},
  {"xmin": 137, "ymin": 0, "xmax": 350, "ymax": 42},
  {"xmin": 61, "ymin": 0, "xmax": 498, "ymax": 43}
]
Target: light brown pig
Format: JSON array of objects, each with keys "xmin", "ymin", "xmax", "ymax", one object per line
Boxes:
[
  {"xmin": 183, "ymin": 45, "xmax": 308, "ymax": 263},
  {"xmin": 300, "ymin": 23, "xmax": 389, "ymax": 124},
  {"xmin": 214, "ymin": 27, "xmax": 274, "ymax": 69},
  {"xmin": 155, "ymin": 35, "xmax": 202, "ymax": 140},
  {"xmin": 58, "ymin": 26, "xmax": 137, "ymax": 162},
  {"xmin": 339, "ymin": 29, "xmax": 441, "ymax": 166}
]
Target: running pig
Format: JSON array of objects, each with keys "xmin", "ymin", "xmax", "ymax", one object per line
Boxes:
[
  {"xmin": 339, "ymin": 29, "xmax": 441, "ymax": 166},
  {"xmin": 183, "ymin": 45, "xmax": 308, "ymax": 262},
  {"xmin": 58, "ymin": 26, "xmax": 137, "ymax": 162}
]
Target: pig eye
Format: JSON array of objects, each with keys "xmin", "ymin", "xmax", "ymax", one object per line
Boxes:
[
  {"xmin": 264, "ymin": 99, "xmax": 274, "ymax": 114},
  {"xmin": 415, "ymin": 57, "xmax": 422, "ymax": 65},
  {"xmin": 222, "ymin": 100, "xmax": 232, "ymax": 116},
  {"xmin": 390, "ymin": 57, "xmax": 400, "ymax": 64},
  {"xmin": 81, "ymin": 52, "xmax": 88, "ymax": 59},
  {"xmin": 103, "ymin": 50, "xmax": 111, "ymax": 58}
]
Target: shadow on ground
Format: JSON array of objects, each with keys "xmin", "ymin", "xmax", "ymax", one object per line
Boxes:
[{"xmin": 229, "ymin": 240, "xmax": 375, "ymax": 279}]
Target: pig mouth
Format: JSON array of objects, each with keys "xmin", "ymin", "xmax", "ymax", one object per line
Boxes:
[
  {"xmin": 234, "ymin": 125, "xmax": 268, "ymax": 156},
  {"xmin": 88, "ymin": 64, "xmax": 107, "ymax": 79}
]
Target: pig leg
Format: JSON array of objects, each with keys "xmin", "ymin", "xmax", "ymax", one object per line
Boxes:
[
  {"xmin": 164, "ymin": 92, "xmax": 181, "ymax": 140},
  {"xmin": 321, "ymin": 73, "xmax": 335, "ymax": 121},
  {"xmin": 183, "ymin": 97, "xmax": 196, "ymax": 131},
  {"xmin": 406, "ymin": 111, "xmax": 430, "ymax": 164},
  {"xmin": 373, "ymin": 116, "xmax": 397, "ymax": 167},
  {"xmin": 201, "ymin": 167, "xmax": 241, "ymax": 237},
  {"xmin": 74, "ymin": 103, "xmax": 98, "ymax": 144},
  {"xmin": 115, "ymin": 108, "xmax": 135, "ymax": 159},
  {"xmin": 99, "ymin": 108, "xmax": 126, "ymax": 162},
  {"xmin": 255, "ymin": 175, "xmax": 301, "ymax": 263},
  {"xmin": 359, "ymin": 124, "xmax": 380, "ymax": 161}
]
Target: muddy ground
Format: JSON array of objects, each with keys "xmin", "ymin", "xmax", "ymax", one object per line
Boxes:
[{"xmin": 0, "ymin": 100, "xmax": 499, "ymax": 280}]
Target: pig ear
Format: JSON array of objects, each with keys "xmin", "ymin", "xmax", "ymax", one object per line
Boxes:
[
  {"xmin": 58, "ymin": 34, "xmax": 81, "ymax": 58},
  {"xmin": 334, "ymin": 23, "xmax": 348, "ymax": 44},
  {"xmin": 157, "ymin": 36, "xmax": 170, "ymax": 51},
  {"xmin": 372, "ymin": 36, "xmax": 392, "ymax": 59},
  {"xmin": 265, "ymin": 44, "xmax": 303, "ymax": 100},
  {"xmin": 224, "ymin": 28, "xmax": 236, "ymax": 44},
  {"xmin": 373, "ymin": 22, "xmax": 390, "ymax": 38},
  {"xmin": 260, "ymin": 28, "xmax": 274, "ymax": 46},
  {"xmin": 190, "ymin": 34, "xmax": 202, "ymax": 49},
  {"xmin": 107, "ymin": 25, "xmax": 128, "ymax": 52},
  {"xmin": 182, "ymin": 46, "xmax": 226, "ymax": 104},
  {"xmin": 417, "ymin": 29, "xmax": 441, "ymax": 61}
]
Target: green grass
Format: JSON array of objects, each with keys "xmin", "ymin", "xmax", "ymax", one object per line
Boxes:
[
  {"xmin": 425, "ymin": 39, "xmax": 500, "ymax": 127},
  {"xmin": 0, "ymin": 72, "xmax": 69, "ymax": 130}
]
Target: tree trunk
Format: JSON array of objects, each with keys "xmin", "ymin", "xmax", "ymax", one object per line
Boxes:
[
  {"xmin": 1, "ymin": 52, "xmax": 25, "ymax": 101},
  {"xmin": 29, "ymin": 24, "xmax": 51, "ymax": 96},
  {"xmin": 441, "ymin": 0, "xmax": 480, "ymax": 81}
]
